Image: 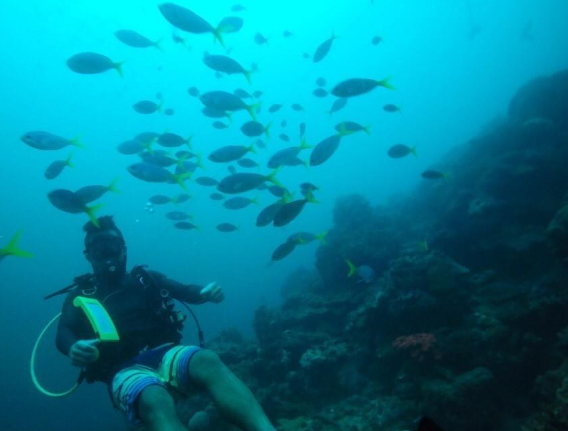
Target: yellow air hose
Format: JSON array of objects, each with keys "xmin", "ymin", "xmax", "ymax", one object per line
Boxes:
[{"xmin": 30, "ymin": 312, "xmax": 80, "ymax": 397}]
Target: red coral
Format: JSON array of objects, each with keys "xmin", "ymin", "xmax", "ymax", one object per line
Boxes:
[{"xmin": 392, "ymin": 333, "xmax": 440, "ymax": 362}]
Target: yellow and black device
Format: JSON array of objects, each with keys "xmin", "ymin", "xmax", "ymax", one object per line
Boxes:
[{"xmin": 31, "ymin": 297, "xmax": 119, "ymax": 397}]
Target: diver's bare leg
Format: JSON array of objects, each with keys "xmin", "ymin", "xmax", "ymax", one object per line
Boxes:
[
  {"xmin": 189, "ymin": 349, "xmax": 276, "ymax": 431},
  {"xmin": 138, "ymin": 385, "xmax": 188, "ymax": 431}
]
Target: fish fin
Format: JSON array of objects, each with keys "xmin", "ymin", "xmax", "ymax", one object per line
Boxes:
[
  {"xmin": 196, "ymin": 152, "xmax": 205, "ymax": 169},
  {"xmin": 173, "ymin": 172, "xmax": 192, "ymax": 190},
  {"xmin": 212, "ymin": 27, "xmax": 226, "ymax": 48},
  {"xmin": 113, "ymin": 61, "xmax": 124, "ymax": 78},
  {"xmin": 281, "ymin": 190, "xmax": 294, "ymax": 203},
  {"xmin": 153, "ymin": 37, "xmax": 164, "ymax": 52},
  {"xmin": 418, "ymin": 239, "xmax": 429, "ymax": 252},
  {"xmin": 107, "ymin": 177, "xmax": 121, "ymax": 194},
  {"xmin": 248, "ymin": 143, "xmax": 257, "ymax": 154},
  {"xmin": 305, "ymin": 190, "xmax": 319, "ymax": 204},
  {"xmin": 364, "ymin": 125, "xmax": 372, "ymax": 135},
  {"xmin": 299, "ymin": 138, "xmax": 313, "ymax": 150},
  {"xmin": 410, "ymin": 146, "xmax": 418, "ymax": 157},
  {"xmin": 346, "ymin": 259, "xmax": 357, "ymax": 277},
  {"xmin": 337, "ymin": 122, "xmax": 354, "ymax": 137},
  {"xmin": 85, "ymin": 204, "xmax": 104, "ymax": 228},
  {"xmin": 317, "ymin": 231, "xmax": 328, "ymax": 245},
  {"xmin": 264, "ymin": 123, "xmax": 271, "ymax": 140},
  {"xmin": 185, "ymin": 134, "xmax": 194, "ymax": 149},
  {"xmin": 267, "ymin": 167, "xmax": 283, "ymax": 188},
  {"xmin": 65, "ymin": 152, "xmax": 74, "ymax": 168},
  {"xmin": 244, "ymin": 70, "xmax": 253, "ymax": 85},
  {"xmin": 0, "ymin": 230, "xmax": 33, "ymax": 258},
  {"xmin": 246, "ymin": 103, "xmax": 261, "ymax": 121},
  {"xmin": 377, "ymin": 76, "xmax": 395, "ymax": 90},
  {"xmin": 70, "ymin": 136, "xmax": 85, "ymax": 149}
]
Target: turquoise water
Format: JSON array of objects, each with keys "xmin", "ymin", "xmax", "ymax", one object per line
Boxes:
[{"xmin": 1, "ymin": 1, "xmax": 567, "ymax": 430}]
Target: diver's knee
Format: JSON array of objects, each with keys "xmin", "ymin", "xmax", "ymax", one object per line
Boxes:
[
  {"xmin": 189, "ymin": 349, "xmax": 225, "ymax": 382},
  {"xmin": 138, "ymin": 385, "xmax": 176, "ymax": 423}
]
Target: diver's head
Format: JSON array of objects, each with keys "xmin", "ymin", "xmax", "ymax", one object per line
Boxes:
[{"xmin": 83, "ymin": 216, "xmax": 127, "ymax": 283}]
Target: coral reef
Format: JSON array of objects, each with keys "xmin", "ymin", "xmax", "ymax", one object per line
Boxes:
[{"xmin": 183, "ymin": 70, "xmax": 568, "ymax": 431}]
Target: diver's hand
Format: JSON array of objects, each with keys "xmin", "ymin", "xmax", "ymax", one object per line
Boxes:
[
  {"xmin": 69, "ymin": 339, "xmax": 100, "ymax": 367},
  {"xmin": 200, "ymin": 282, "xmax": 225, "ymax": 303}
]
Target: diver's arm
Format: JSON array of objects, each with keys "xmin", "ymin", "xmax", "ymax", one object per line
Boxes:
[
  {"xmin": 149, "ymin": 270, "xmax": 207, "ymax": 304},
  {"xmin": 55, "ymin": 294, "xmax": 82, "ymax": 356}
]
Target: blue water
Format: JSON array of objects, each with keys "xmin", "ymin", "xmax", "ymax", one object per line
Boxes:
[{"xmin": 1, "ymin": 0, "xmax": 567, "ymax": 430}]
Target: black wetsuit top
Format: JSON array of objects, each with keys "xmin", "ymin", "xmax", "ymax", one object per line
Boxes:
[{"xmin": 56, "ymin": 269, "xmax": 204, "ymax": 383}]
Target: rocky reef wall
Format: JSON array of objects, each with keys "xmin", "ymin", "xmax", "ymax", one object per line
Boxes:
[{"xmin": 183, "ymin": 70, "xmax": 568, "ymax": 431}]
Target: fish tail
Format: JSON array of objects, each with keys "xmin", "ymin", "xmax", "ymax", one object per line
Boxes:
[
  {"xmin": 296, "ymin": 234, "xmax": 306, "ymax": 244},
  {"xmin": 346, "ymin": 259, "xmax": 357, "ymax": 277},
  {"xmin": 410, "ymin": 146, "xmax": 418, "ymax": 157},
  {"xmin": 248, "ymin": 143, "xmax": 257, "ymax": 154},
  {"xmin": 113, "ymin": 61, "xmax": 124, "ymax": 78},
  {"xmin": 244, "ymin": 70, "xmax": 253, "ymax": 85},
  {"xmin": 185, "ymin": 134, "xmax": 194, "ymax": 149},
  {"xmin": 154, "ymin": 37, "xmax": 164, "ymax": 52},
  {"xmin": 364, "ymin": 125, "xmax": 372, "ymax": 135},
  {"xmin": 302, "ymin": 159, "xmax": 310, "ymax": 170},
  {"xmin": 264, "ymin": 122, "xmax": 271, "ymax": 140},
  {"xmin": 252, "ymin": 195, "xmax": 260, "ymax": 206},
  {"xmin": 443, "ymin": 172, "xmax": 451, "ymax": 182},
  {"xmin": 157, "ymin": 99, "xmax": 164, "ymax": 114},
  {"xmin": 0, "ymin": 230, "xmax": 33, "ymax": 258},
  {"xmin": 65, "ymin": 152, "xmax": 74, "ymax": 168},
  {"xmin": 196, "ymin": 153, "xmax": 205, "ymax": 169},
  {"xmin": 418, "ymin": 239, "xmax": 429, "ymax": 252},
  {"xmin": 281, "ymin": 190, "xmax": 294, "ymax": 203},
  {"xmin": 317, "ymin": 231, "xmax": 328, "ymax": 245},
  {"xmin": 267, "ymin": 167, "xmax": 283, "ymax": 188},
  {"xmin": 246, "ymin": 103, "xmax": 261, "ymax": 121},
  {"xmin": 378, "ymin": 76, "xmax": 395, "ymax": 90},
  {"xmin": 305, "ymin": 190, "xmax": 319, "ymax": 204},
  {"xmin": 85, "ymin": 204, "xmax": 104, "ymax": 228},
  {"xmin": 173, "ymin": 173, "xmax": 191, "ymax": 191},
  {"xmin": 300, "ymin": 138, "xmax": 313, "ymax": 150},
  {"xmin": 107, "ymin": 177, "xmax": 121, "ymax": 194},
  {"xmin": 212, "ymin": 27, "xmax": 226, "ymax": 48},
  {"xmin": 70, "ymin": 136, "xmax": 85, "ymax": 149}
]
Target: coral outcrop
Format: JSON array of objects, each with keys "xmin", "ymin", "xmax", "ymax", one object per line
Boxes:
[{"xmin": 183, "ymin": 70, "xmax": 568, "ymax": 431}]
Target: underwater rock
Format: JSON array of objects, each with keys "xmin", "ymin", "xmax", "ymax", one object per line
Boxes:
[
  {"xmin": 546, "ymin": 203, "xmax": 568, "ymax": 262},
  {"xmin": 421, "ymin": 367, "xmax": 496, "ymax": 431},
  {"xmin": 316, "ymin": 195, "xmax": 404, "ymax": 287},
  {"xmin": 508, "ymin": 69, "xmax": 568, "ymax": 130},
  {"xmin": 299, "ymin": 340, "xmax": 349, "ymax": 370}
]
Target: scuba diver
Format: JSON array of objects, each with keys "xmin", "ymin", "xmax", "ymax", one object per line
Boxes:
[{"xmin": 56, "ymin": 215, "xmax": 277, "ymax": 431}]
